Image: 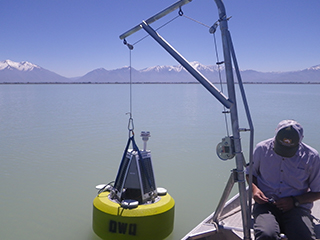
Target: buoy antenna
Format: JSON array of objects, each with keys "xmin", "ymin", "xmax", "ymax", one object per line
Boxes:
[{"xmin": 141, "ymin": 131, "xmax": 151, "ymax": 151}]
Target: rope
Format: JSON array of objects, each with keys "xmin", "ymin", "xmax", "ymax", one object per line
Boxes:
[
  {"xmin": 123, "ymin": 8, "xmax": 183, "ymax": 137},
  {"xmin": 182, "ymin": 14, "xmax": 211, "ymax": 29},
  {"xmin": 178, "ymin": 12, "xmax": 231, "ymax": 137},
  {"xmin": 212, "ymin": 32, "xmax": 230, "ymax": 136},
  {"xmin": 127, "ymin": 49, "xmax": 134, "ymax": 137},
  {"xmin": 122, "ymin": 35, "xmax": 156, "ymax": 198},
  {"xmin": 132, "ymin": 15, "xmax": 181, "ymax": 46},
  {"xmin": 123, "ymin": 7, "xmax": 182, "ymax": 48},
  {"xmin": 123, "ymin": 8, "xmax": 231, "ymax": 138}
]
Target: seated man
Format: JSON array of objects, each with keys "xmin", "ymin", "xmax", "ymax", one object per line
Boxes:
[{"xmin": 247, "ymin": 120, "xmax": 320, "ymax": 240}]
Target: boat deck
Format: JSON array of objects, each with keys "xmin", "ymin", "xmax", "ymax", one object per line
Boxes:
[{"xmin": 182, "ymin": 196, "xmax": 320, "ymax": 240}]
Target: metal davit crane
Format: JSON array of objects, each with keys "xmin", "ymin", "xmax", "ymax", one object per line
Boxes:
[{"xmin": 114, "ymin": 0, "xmax": 254, "ymax": 239}]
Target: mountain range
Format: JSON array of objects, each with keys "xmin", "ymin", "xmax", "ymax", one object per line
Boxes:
[{"xmin": 1, "ymin": 60, "xmax": 320, "ymax": 84}]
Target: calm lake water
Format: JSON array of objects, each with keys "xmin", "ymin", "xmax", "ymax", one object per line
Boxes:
[{"xmin": 1, "ymin": 83, "xmax": 320, "ymax": 240}]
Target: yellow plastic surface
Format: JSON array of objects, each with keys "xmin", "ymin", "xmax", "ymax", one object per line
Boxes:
[{"xmin": 92, "ymin": 193, "xmax": 175, "ymax": 240}]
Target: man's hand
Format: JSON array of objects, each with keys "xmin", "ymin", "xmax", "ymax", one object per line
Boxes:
[
  {"xmin": 252, "ymin": 186, "xmax": 269, "ymax": 204},
  {"xmin": 247, "ymin": 175, "xmax": 269, "ymax": 204},
  {"xmin": 274, "ymin": 197, "xmax": 294, "ymax": 212},
  {"xmin": 275, "ymin": 192, "xmax": 320, "ymax": 212}
]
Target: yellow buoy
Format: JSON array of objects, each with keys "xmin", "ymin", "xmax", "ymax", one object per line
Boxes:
[
  {"xmin": 92, "ymin": 190, "xmax": 175, "ymax": 240},
  {"xmin": 93, "ymin": 132, "xmax": 175, "ymax": 239}
]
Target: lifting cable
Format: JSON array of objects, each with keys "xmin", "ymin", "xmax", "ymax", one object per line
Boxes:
[
  {"xmin": 182, "ymin": 12, "xmax": 231, "ymax": 136},
  {"xmin": 124, "ymin": 14, "xmax": 181, "ymax": 48},
  {"xmin": 212, "ymin": 30, "xmax": 230, "ymax": 137},
  {"xmin": 122, "ymin": 40, "xmax": 155, "ymax": 193},
  {"xmin": 127, "ymin": 48, "xmax": 134, "ymax": 137},
  {"xmin": 182, "ymin": 14, "xmax": 211, "ymax": 28},
  {"xmin": 123, "ymin": 6, "xmax": 186, "ymax": 135},
  {"xmin": 123, "ymin": 6, "xmax": 231, "ymax": 136}
]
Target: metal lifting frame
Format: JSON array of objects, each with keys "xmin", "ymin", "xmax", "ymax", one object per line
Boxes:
[
  {"xmin": 119, "ymin": 0, "xmax": 254, "ymax": 239},
  {"xmin": 119, "ymin": 0, "xmax": 232, "ymax": 109},
  {"xmin": 120, "ymin": 0, "xmax": 193, "ymax": 40}
]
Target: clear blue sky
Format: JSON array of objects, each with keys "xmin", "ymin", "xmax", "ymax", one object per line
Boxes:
[{"xmin": 1, "ymin": 0, "xmax": 319, "ymax": 77}]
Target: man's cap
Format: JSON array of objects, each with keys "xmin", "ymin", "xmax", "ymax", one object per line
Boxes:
[{"xmin": 273, "ymin": 120, "xmax": 303, "ymax": 158}]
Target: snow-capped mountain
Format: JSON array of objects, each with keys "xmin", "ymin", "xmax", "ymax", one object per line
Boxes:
[
  {"xmin": 307, "ymin": 65, "xmax": 320, "ymax": 71},
  {"xmin": 140, "ymin": 61, "xmax": 221, "ymax": 73},
  {"xmin": 141, "ymin": 65, "xmax": 181, "ymax": 73},
  {"xmin": 77, "ymin": 62, "xmax": 320, "ymax": 83},
  {"xmin": 0, "ymin": 60, "xmax": 68, "ymax": 83},
  {"xmin": 1, "ymin": 60, "xmax": 319, "ymax": 83},
  {"xmin": 0, "ymin": 60, "xmax": 40, "ymax": 71}
]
